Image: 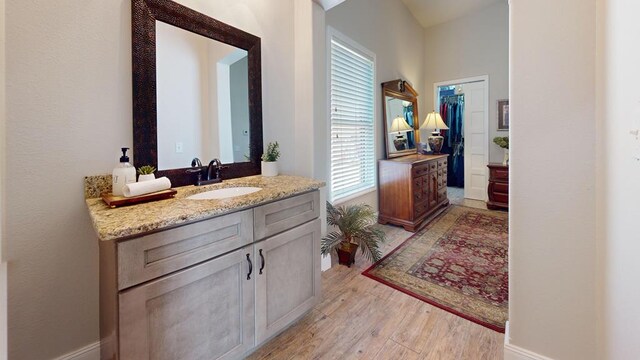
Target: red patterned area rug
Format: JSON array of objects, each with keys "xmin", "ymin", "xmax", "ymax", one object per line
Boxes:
[{"xmin": 363, "ymin": 205, "xmax": 508, "ymax": 332}]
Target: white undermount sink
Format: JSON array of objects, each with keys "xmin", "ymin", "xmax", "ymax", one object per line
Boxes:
[{"xmin": 186, "ymin": 187, "xmax": 262, "ymax": 200}]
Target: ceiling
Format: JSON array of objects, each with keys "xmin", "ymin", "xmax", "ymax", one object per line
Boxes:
[{"xmin": 401, "ymin": 0, "xmax": 503, "ymax": 28}]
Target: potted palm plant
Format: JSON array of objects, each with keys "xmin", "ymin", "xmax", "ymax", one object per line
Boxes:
[
  {"xmin": 261, "ymin": 141, "xmax": 280, "ymax": 177},
  {"xmin": 321, "ymin": 202, "xmax": 386, "ymax": 267}
]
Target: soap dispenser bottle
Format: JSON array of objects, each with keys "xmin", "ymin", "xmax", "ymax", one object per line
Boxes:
[{"xmin": 112, "ymin": 147, "xmax": 136, "ymax": 196}]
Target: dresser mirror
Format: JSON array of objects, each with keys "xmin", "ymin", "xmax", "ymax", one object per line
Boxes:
[
  {"xmin": 381, "ymin": 80, "xmax": 420, "ymax": 159},
  {"xmin": 132, "ymin": 0, "xmax": 263, "ymax": 187}
]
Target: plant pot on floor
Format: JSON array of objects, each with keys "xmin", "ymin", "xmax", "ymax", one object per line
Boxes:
[
  {"xmin": 261, "ymin": 161, "xmax": 278, "ymax": 177},
  {"xmin": 336, "ymin": 243, "xmax": 359, "ymax": 267}
]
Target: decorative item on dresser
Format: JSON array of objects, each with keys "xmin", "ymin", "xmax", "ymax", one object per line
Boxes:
[
  {"xmin": 378, "ymin": 154, "xmax": 450, "ymax": 232},
  {"xmin": 487, "ymin": 163, "xmax": 509, "ymax": 210},
  {"xmin": 420, "ymin": 111, "xmax": 450, "ymax": 154}
]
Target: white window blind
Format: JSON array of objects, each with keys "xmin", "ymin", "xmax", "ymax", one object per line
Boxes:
[{"xmin": 329, "ymin": 37, "xmax": 376, "ymax": 202}]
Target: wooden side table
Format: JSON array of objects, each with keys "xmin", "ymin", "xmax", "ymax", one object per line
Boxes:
[{"xmin": 487, "ymin": 163, "xmax": 508, "ymax": 210}]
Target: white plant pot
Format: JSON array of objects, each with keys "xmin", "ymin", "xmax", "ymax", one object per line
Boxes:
[
  {"xmin": 261, "ymin": 161, "xmax": 278, "ymax": 177},
  {"xmin": 502, "ymin": 149, "xmax": 509, "ymax": 166},
  {"xmin": 138, "ymin": 174, "xmax": 155, "ymax": 182}
]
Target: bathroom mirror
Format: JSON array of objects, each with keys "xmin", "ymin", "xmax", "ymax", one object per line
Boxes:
[
  {"xmin": 132, "ymin": 0, "xmax": 263, "ymax": 187},
  {"xmin": 381, "ymin": 80, "xmax": 420, "ymax": 158}
]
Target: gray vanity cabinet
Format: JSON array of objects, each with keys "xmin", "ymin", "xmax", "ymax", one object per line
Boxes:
[
  {"xmin": 254, "ymin": 219, "xmax": 321, "ymax": 344},
  {"xmin": 99, "ymin": 190, "xmax": 322, "ymax": 359},
  {"xmin": 118, "ymin": 247, "xmax": 255, "ymax": 360}
]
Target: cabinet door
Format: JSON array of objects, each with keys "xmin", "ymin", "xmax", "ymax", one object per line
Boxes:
[
  {"xmin": 428, "ymin": 172, "xmax": 438, "ymax": 209},
  {"xmin": 119, "ymin": 247, "xmax": 255, "ymax": 360},
  {"xmin": 255, "ymin": 219, "xmax": 321, "ymax": 344}
]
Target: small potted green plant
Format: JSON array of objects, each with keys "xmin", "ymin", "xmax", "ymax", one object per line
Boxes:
[
  {"xmin": 137, "ymin": 165, "xmax": 156, "ymax": 182},
  {"xmin": 493, "ymin": 136, "xmax": 509, "ymax": 165},
  {"xmin": 261, "ymin": 141, "xmax": 280, "ymax": 177},
  {"xmin": 321, "ymin": 202, "xmax": 386, "ymax": 267}
]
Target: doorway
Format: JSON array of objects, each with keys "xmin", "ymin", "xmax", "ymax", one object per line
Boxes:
[{"xmin": 434, "ymin": 76, "xmax": 489, "ymax": 202}]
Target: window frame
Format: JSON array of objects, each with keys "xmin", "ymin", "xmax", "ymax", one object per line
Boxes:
[{"xmin": 326, "ymin": 26, "xmax": 377, "ymax": 204}]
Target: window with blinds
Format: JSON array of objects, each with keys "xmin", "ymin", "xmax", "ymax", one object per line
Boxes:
[{"xmin": 329, "ymin": 37, "xmax": 376, "ymax": 202}]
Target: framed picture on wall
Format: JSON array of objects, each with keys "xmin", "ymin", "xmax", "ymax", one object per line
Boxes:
[{"xmin": 497, "ymin": 99, "xmax": 509, "ymax": 131}]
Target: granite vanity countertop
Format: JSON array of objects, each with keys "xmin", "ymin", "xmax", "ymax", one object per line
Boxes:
[{"xmin": 85, "ymin": 175, "xmax": 325, "ymax": 241}]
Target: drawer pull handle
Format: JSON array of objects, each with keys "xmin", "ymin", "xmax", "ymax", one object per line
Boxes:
[
  {"xmin": 246, "ymin": 253, "xmax": 252, "ymax": 280},
  {"xmin": 259, "ymin": 249, "xmax": 265, "ymax": 275}
]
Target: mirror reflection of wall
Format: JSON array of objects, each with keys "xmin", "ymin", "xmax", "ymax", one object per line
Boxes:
[{"xmin": 156, "ymin": 21, "xmax": 250, "ymax": 170}]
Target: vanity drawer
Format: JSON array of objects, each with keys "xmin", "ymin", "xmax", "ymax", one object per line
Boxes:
[
  {"xmin": 254, "ymin": 191, "xmax": 320, "ymax": 240},
  {"xmin": 117, "ymin": 209, "xmax": 253, "ymax": 290}
]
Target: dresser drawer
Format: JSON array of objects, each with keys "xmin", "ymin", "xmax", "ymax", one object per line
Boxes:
[
  {"xmin": 414, "ymin": 202, "xmax": 429, "ymax": 218},
  {"xmin": 440, "ymin": 176, "xmax": 447, "ymax": 189},
  {"xmin": 413, "ymin": 189, "xmax": 425, "ymax": 203},
  {"xmin": 490, "ymin": 168, "xmax": 509, "ymax": 181},
  {"xmin": 117, "ymin": 209, "xmax": 253, "ymax": 290},
  {"xmin": 437, "ymin": 158, "xmax": 447, "ymax": 170},
  {"xmin": 413, "ymin": 177, "xmax": 422, "ymax": 189},
  {"xmin": 254, "ymin": 191, "xmax": 320, "ymax": 240},
  {"xmin": 493, "ymin": 182, "xmax": 509, "ymax": 194},
  {"xmin": 493, "ymin": 192, "xmax": 509, "ymax": 204},
  {"xmin": 412, "ymin": 163, "xmax": 430, "ymax": 177},
  {"xmin": 437, "ymin": 188, "xmax": 447, "ymax": 203}
]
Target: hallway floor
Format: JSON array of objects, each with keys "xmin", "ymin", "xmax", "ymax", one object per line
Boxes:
[{"xmin": 248, "ymin": 193, "xmax": 505, "ymax": 360}]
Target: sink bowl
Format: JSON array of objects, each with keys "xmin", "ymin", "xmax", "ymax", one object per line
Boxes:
[{"xmin": 186, "ymin": 187, "xmax": 262, "ymax": 200}]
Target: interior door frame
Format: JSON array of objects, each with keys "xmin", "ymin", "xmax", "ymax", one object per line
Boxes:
[{"xmin": 433, "ymin": 75, "xmax": 490, "ymax": 201}]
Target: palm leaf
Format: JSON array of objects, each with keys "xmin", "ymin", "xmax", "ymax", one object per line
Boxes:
[{"xmin": 320, "ymin": 231, "xmax": 345, "ymax": 256}]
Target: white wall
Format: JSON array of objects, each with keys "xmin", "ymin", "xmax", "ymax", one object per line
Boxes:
[
  {"xmin": 508, "ymin": 0, "xmax": 598, "ymax": 359},
  {"xmin": 4, "ymin": 0, "xmax": 297, "ymax": 358},
  {"xmin": 230, "ymin": 57, "xmax": 250, "ymax": 162},
  {"xmin": 325, "ymin": 0, "xmax": 425, "ymax": 209},
  {"xmin": 423, "ymin": 1, "xmax": 508, "ymax": 164},
  {"xmin": 598, "ymin": 0, "xmax": 640, "ymax": 358},
  {"xmin": 156, "ymin": 22, "xmax": 210, "ymax": 169}
]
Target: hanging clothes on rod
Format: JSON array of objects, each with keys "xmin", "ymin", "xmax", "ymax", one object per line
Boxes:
[{"xmin": 439, "ymin": 94, "xmax": 464, "ymax": 188}]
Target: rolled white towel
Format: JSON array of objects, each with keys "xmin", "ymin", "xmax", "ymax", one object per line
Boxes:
[{"xmin": 123, "ymin": 177, "xmax": 172, "ymax": 198}]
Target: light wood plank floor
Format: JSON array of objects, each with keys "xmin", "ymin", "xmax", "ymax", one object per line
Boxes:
[{"xmin": 248, "ymin": 199, "xmax": 505, "ymax": 360}]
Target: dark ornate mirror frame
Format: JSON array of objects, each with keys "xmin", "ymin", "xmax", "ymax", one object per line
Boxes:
[
  {"xmin": 381, "ymin": 80, "xmax": 420, "ymax": 159},
  {"xmin": 132, "ymin": 0, "xmax": 263, "ymax": 187}
]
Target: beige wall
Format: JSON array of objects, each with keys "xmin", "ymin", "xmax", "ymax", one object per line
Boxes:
[
  {"xmin": 423, "ymin": 1, "xmax": 509, "ymax": 164},
  {"xmin": 4, "ymin": 0, "xmax": 298, "ymax": 358},
  {"xmin": 598, "ymin": 0, "xmax": 640, "ymax": 358},
  {"xmin": 509, "ymin": 0, "xmax": 598, "ymax": 359},
  {"xmin": 325, "ymin": 0, "xmax": 426, "ymax": 209},
  {"xmin": 0, "ymin": 0, "xmax": 7, "ymax": 358}
]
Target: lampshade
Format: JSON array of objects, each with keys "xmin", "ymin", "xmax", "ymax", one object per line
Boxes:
[
  {"xmin": 421, "ymin": 111, "xmax": 449, "ymax": 131},
  {"xmin": 389, "ymin": 116, "xmax": 412, "ymax": 133}
]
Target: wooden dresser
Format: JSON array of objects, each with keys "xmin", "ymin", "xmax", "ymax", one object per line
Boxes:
[
  {"xmin": 487, "ymin": 163, "xmax": 509, "ymax": 210},
  {"xmin": 378, "ymin": 154, "xmax": 449, "ymax": 232}
]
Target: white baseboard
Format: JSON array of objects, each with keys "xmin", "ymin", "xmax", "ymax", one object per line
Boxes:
[
  {"xmin": 504, "ymin": 321, "xmax": 554, "ymax": 360},
  {"xmin": 53, "ymin": 341, "xmax": 100, "ymax": 360}
]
